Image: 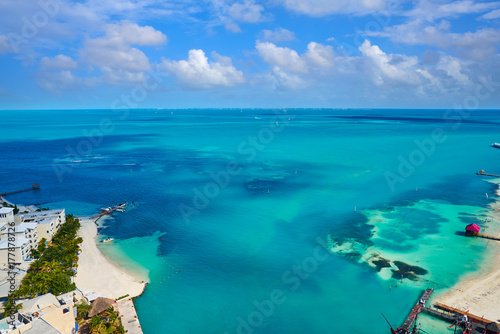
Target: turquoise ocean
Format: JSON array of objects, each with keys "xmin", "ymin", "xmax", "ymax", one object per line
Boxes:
[{"xmin": 1, "ymin": 109, "xmax": 500, "ymax": 333}]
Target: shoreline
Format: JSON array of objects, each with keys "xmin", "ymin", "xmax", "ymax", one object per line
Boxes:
[
  {"xmin": 74, "ymin": 216, "xmax": 148, "ymax": 299},
  {"xmin": 436, "ymin": 180, "xmax": 500, "ymax": 321}
]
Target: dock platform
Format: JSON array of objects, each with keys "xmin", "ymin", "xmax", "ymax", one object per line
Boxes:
[
  {"xmin": 434, "ymin": 302, "xmax": 497, "ymax": 325},
  {"xmin": 117, "ymin": 297, "xmax": 143, "ymax": 334},
  {"xmin": 90, "ymin": 202, "xmax": 127, "ymax": 219},
  {"xmin": 421, "ymin": 306, "xmax": 456, "ymax": 322},
  {"xmin": 476, "ymin": 171, "xmax": 500, "ymax": 178},
  {"xmin": 400, "ymin": 288, "xmax": 434, "ymax": 332},
  {"xmin": 475, "ymin": 233, "xmax": 500, "ymax": 241},
  {"xmin": 0, "ymin": 183, "xmax": 40, "ymax": 197}
]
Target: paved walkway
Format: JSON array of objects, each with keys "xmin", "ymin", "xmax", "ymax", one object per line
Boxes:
[{"xmin": 116, "ymin": 297, "xmax": 143, "ymax": 334}]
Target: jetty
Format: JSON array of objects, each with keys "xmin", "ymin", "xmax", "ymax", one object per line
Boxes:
[
  {"xmin": 421, "ymin": 302, "xmax": 500, "ymax": 334},
  {"xmin": 91, "ymin": 202, "xmax": 127, "ymax": 219},
  {"xmin": 421, "ymin": 306, "xmax": 455, "ymax": 322},
  {"xmin": 0, "ymin": 183, "xmax": 40, "ymax": 197},
  {"xmin": 434, "ymin": 302, "xmax": 497, "ymax": 325},
  {"xmin": 476, "ymin": 170, "xmax": 500, "ymax": 178},
  {"xmin": 400, "ymin": 288, "xmax": 434, "ymax": 332},
  {"xmin": 464, "ymin": 223, "xmax": 500, "ymax": 241}
]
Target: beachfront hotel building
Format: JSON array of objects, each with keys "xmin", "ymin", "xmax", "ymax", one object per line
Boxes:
[
  {"xmin": 0, "ymin": 208, "xmax": 35, "ymax": 265},
  {"xmin": 15, "ymin": 209, "xmax": 66, "ymax": 243},
  {"xmin": 0, "ymin": 208, "xmax": 14, "ymax": 225},
  {"xmin": 0, "ymin": 208, "xmax": 65, "ymax": 267},
  {"xmin": 0, "ymin": 292, "xmax": 78, "ymax": 334}
]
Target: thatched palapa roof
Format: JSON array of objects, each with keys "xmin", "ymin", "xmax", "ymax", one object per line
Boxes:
[{"xmin": 88, "ymin": 297, "xmax": 113, "ymax": 317}]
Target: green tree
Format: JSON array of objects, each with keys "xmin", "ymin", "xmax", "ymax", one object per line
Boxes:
[
  {"xmin": 89, "ymin": 315, "xmax": 103, "ymax": 333},
  {"xmin": 75, "ymin": 302, "xmax": 91, "ymax": 319}
]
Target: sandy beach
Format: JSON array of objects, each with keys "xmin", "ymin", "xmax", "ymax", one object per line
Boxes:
[
  {"xmin": 437, "ymin": 182, "xmax": 500, "ymax": 322},
  {"xmin": 74, "ymin": 218, "xmax": 147, "ymax": 299}
]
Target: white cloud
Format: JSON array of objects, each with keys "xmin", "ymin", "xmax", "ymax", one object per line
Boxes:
[
  {"xmin": 256, "ymin": 41, "xmax": 335, "ymax": 73},
  {"xmin": 0, "ymin": 35, "xmax": 14, "ymax": 54},
  {"xmin": 81, "ymin": 21, "xmax": 166, "ymax": 84},
  {"xmin": 206, "ymin": 0, "xmax": 270, "ymax": 33},
  {"xmin": 270, "ymin": 66, "xmax": 305, "ymax": 89},
  {"xmin": 279, "ymin": 0, "xmax": 387, "ymax": 16},
  {"xmin": 256, "ymin": 42, "xmax": 308, "ymax": 72},
  {"xmin": 40, "ymin": 54, "xmax": 78, "ymax": 70},
  {"xmin": 228, "ymin": 0, "xmax": 267, "ymax": 23},
  {"xmin": 367, "ymin": 0, "xmax": 500, "ymax": 61},
  {"xmin": 305, "ymin": 42, "xmax": 335, "ymax": 67},
  {"xmin": 371, "ymin": 20, "xmax": 500, "ymax": 60},
  {"xmin": 407, "ymin": 0, "xmax": 500, "ymax": 21},
  {"xmin": 37, "ymin": 70, "xmax": 77, "ymax": 93},
  {"xmin": 481, "ymin": 8, "xmax": 500, "ymax": 19},
  {"xmin": 256, "ymin": 41, "xmax": 336, "ymax": 90},
  {"xmin": 436, "ymin": 55, "xmax": 469, "ymax": 84},
  {"xmin": 37, "ymin": 55, "xmax": 79, "ymax": 92},
  {"xmin": 358, "ymin": 40, "xmax": 421, "ymax": 86},
  {"xmin": 160, "ymin": 49, "xmax": 244, "ymax": 89},
  {"xmin": 260, "ymin": 28, "xmax": 295, "ymax": 43}
]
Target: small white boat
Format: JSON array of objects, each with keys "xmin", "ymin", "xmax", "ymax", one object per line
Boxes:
[
  {"xmin": 101, "ymin": 237, "xmax": 114, "ymax": 243},
  {"xmin": 492, "ymin": 143, "xmax": 500, "ymax": 149}
]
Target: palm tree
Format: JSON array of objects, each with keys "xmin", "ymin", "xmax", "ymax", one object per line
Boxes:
[
  {"xmin": 115, "ymin": 325, "xmax": 126, "ymax": 334},
  {"xmin": 89, "ymin": 315, "xmax": 103, "ymax": 333},
  {"xmin": 76, "ymin": 302, "xmax": 91, "ymax": 319}
]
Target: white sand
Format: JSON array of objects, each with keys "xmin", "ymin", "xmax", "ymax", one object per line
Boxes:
[
  {"xmin": 437, "ymin": 182, "xmax": 500, "ymax": 322},
  {"xmin": 74, "ymin": 218, "xmax": 147, "ymax": 299}
]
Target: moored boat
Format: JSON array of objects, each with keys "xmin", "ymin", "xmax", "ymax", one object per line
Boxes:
[{"xmin": 101, "ymin": 237, "xmax": 114, "ymax": 243}]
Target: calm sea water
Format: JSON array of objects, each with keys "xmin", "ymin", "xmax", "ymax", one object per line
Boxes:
[{"xmin": 1, "ymin": 109, "xmax": 500, "ymax": 334}]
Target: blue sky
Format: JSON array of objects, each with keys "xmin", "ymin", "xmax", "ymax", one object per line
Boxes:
[{"xmin": 0, "ymin": 0, "xmax": 500, "ymax": 109}]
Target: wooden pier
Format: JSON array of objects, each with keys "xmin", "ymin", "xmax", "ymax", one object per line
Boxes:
[
  {"xmin": 434, "ymin": 302, "xmax": 498, "ymax": 325},
  {"xmin": 474, "ymin": 233, "xmax": 500, "ymax": 241},
  {"xmin": 476, "ymin": 171, "xmax": 500, "ymax": 178},
  {"xmin": 0, "ymin": 183, "xmax": 40, "ymax": 197},
  {"xmin": 421, "ymin": 306, "xmax": 456, "ymax": 323},
  {"xmin": 90, "ymin": 202, "xmax": 127, "ymax": 219},
  {"xmin": 400, "ymin": 288, "xmax": 434, "ymax": 332}
]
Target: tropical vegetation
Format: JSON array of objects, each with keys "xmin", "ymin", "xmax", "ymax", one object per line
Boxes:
[
  {"xmin": 2, "ymin": 215, "xmax": 82, "ymax": 318},
  {"xmin": 79, "ymin": 306, "xmax": 125, "ymax": 334}
]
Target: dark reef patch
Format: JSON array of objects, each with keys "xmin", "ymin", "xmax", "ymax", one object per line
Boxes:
[
  {"xmin": 391, "ymin": 261, "xmax": 428, "ymax": 281},
  {"xmin": 370, "ymin": 255, "xmax": 392, "ymax": 272}
]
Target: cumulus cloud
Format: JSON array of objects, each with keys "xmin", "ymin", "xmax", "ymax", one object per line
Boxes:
[
  {"xmin": 260, "ymin": 28, "xmax": 295, "ymax": 43},
  {"xmin": 368, "ymin": 1, "xmax": 500, "ymax": 61},
  {"xmin": 40, "ymin": 54, "xmax": 78, "ymax": 70},
  {"xmin": 256, "ymin": 41, "xmax": 335, "ymax": 90},
  {"xmin": 372, "ymin": 21, "xmax": 500, "ymax": 60},
  {"xmin": 256, "ymin": 41, "xmax": 334, "ymax": 73},
  {"xmin": 436, "ymin": 55, "xmax": 469, "ymax": 84},
  {"xmin": 81, "ymin": 21, "xmax": 166, "ymax": 84},
  {"xmin": 407, "ymin": 0, "xmax": 500, "ymax": 21},
  {"xmin": 278, "ymin": 0, "xmax": 387, "ymax": 16},
  {"xmin": 256, "ymin": 42, "xmax": 308, "ymax": 72},
  {"xmin": 481, "ymin": 8, "xmax": 500, "ymax": 19},
  {"xmin": 37, "ymin": 70, "xmax": 78, "ymax": 93},
  {"xmin": 228, "ymin": 0, "xmax": 267, "ymax": 23},
  {"xmin": 270, "ymin": 66, "xmax": 305, "ymax": 89},
  {"xmin": 359, "ymin": 40, "xmax": 421, "ymax": 86},
  {"xmin": 37, "ymin": 54, "xmax": 79, "ymax": 92},
  {"xmin": 206, "ymin": 0, "xmax": 270, "ymax": 33},
  {"xmin": 160, "ymin": 49, "xmax": 244, "ymax": 89}
]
